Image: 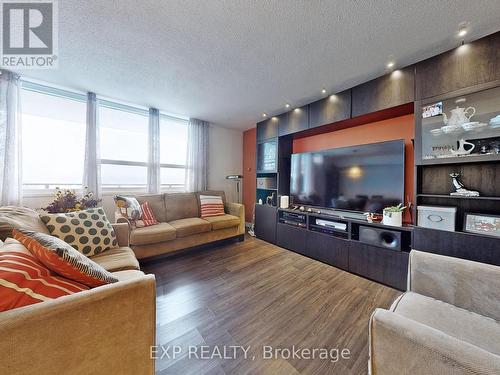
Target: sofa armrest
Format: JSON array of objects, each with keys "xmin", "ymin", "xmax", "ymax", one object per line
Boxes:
[
  {"xmin": 0, "ymin": 275, "xmax": 156, "ymax": 375},
  {"xmin": 408, "ymin": 250, "xmax": 500, "ymax": 321},
  {"xmin": 112, "ymin": 222, "xmax": 130, "ymax": 247},
  {"xmin": 369, "ymin": 308, "xmax": 500, "ymax": 375},
  {"xmin": 225, "ymin": 202, "xmax": 245, "ymax": 235}
]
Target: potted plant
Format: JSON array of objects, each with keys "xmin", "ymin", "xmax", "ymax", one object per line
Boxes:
[
  {"xmin": 42, "ymin": 187, "xmax": 101, "ymax": 213},
  {"xmin": 382, "ymin": 203, "xmax": 406, "ymax": 227}
]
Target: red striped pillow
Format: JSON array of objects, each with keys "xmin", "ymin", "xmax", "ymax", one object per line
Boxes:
[
  {"xmin": 200, "ymin": 195, "xmax": 225, "ymax": 218},
  {"xmin": 0, "ymin": 244, "xmax": 89, "ymax": 312},
  {"xmin": 140, "ymin": 201, "xmax": 158, "ymax": 227},
  {"xmin": 13, "ymin": 229, "xmax": 118, "ymax": 287}
]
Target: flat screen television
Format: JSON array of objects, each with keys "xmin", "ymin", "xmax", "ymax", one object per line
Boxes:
[{"xmin": 290, "ymin": 140, "xmax": 405, "ymax": 214}]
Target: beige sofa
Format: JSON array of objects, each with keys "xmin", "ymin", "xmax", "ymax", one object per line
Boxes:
[
  {"xmin": 115, "ymin": 191, "xmax": 245, "ymax": 259},
  {"xmin": 369, "ymin": 250, "xmax": 500, "ymax": 375},
  {"xmin": 0, "ymin": 206, "xmax": 156, "ymax": 375}
]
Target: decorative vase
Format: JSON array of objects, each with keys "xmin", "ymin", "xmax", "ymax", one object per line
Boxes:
[{"xmin": 382, "ymin": 210, "xmax": 402, "ymax": 227}]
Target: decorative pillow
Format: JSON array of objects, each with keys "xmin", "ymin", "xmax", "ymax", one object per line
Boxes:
[
  {"xmin": 13, "ymin": 229, "xmax": 119, "ymax": 287},
  {"xmin": 114, "ymin": 195, "xmax": 143, "ymax": 227},
  {"xmin": 0, "ymin": 241, "xmax": 89, "ymax": 312},
  {"xmin": 39, "ymin": 207, "xmax": 117, "ymax": 256},
  {"xmin": 134, "ymin": 201, "xmax": 158, "ymax": 228},
  {"xmin": 199, "ymin": 195, "xmax": 225, "ymax": 218}
]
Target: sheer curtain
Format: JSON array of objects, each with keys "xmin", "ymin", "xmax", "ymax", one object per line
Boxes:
[
  {"xmin": 147, "ymin": 108, "xmax": 160, "ymax": 193},
  {"xmin": 185, "ymin": 118, "xmax": 209, "ymax": 192},
  {"xmin": 0, "ymin": 71, "xmax": 22, "ymax": 205},
  {"xmin": 83, "ymin": 92, "xmax": 101, "ymax": 198}
]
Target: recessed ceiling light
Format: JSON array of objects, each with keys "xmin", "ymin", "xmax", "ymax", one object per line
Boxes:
[
  {"xmin": 285, "ymin": 103, "xmax": 291, "ymax": 108},
  {"xmin": 321, "ymin": 88, "xmax": 327, "ymax": 94},
  {"xmin": 262, "ymin": 113, "xmax": 267, "ymax": 118},
  {"xmin": 386, "ymin": 61, "xmax": 395, "ymax": 69},
  {"xmin": 458, "ymin": 24, "xmax": 468, "ymax": 37}
]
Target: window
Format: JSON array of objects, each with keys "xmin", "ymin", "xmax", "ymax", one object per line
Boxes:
[
  {"xmin": 99, "ymin": 102, "xmax": 149, "ymax": 191},
  {"xmin": 159, "ymin": 115, "xmax": 188, "ymax": 191},
  {"xmin": 21, "ymin": 86, "xmax": 86, "ymax": 192}
]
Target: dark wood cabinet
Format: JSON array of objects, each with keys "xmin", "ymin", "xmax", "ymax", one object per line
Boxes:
[
  {"xmin": 309, "ymin": 90, "xmax": 351, "ymax": 129},
  {"xmin": 276, "ymin": 223, "xmax": 308, "ymax": 256},
  {"xmin": 348, "ymin": 242, "xmax": 408, "ymax": 290},
  {"xmin": 413, "ymin": 227, "xmax": 500, "ymax": 266},
  {"xmin": 352, "ymin": 66, "xmax": 415, "ymax": 117},
  {"xmin": 254, "ymin": 204, "xmax": 277, "ymax": 244},
  {"xmin": 256, "ymin": 118, "xmax": 278, "ymax": 141},
  {"xmin": 416, "ymin": 32, "xmax": 500, "ymax": 100},
  {"xmin": 278, "ymin": 105, "xmax": 309, "ymax": 136},
  {"xmin": 306, "ymin": 231, "xmax": 349, "ymax": 270}
]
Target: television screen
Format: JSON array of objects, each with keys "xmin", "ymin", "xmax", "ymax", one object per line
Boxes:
[{"xmin": 290, "ymin": 140, "xmax": 405, "ymax": 213}]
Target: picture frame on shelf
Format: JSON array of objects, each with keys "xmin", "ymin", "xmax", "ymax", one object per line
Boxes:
[{"xmin": 463, "ymin": 213, "xmax": 500, "ymax": 238}]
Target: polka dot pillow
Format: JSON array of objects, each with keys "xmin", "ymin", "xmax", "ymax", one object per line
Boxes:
[{"xmin": 39, "ymin": 207, "xmax": 118, "ymax": 257}]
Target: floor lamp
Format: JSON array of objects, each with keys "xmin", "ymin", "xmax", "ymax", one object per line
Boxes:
[{"xmin": 226, "ymin": 175, "xmax": 243, "ymax": 203}]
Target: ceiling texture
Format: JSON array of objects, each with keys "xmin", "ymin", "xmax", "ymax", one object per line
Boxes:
[{"xmin": 15, "ymin": 0, "xmax": 500, "ymax": 130}]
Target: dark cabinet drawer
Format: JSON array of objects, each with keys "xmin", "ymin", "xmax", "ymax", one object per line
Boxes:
[
  {"xmin": 306, "ymin": 231, "xmax": 349, "ymax": 270},
  {"xmin": 309, "ymin": 90, "xmax": 351, "ymax": 128},
  {"xmin": 416, "ymin": 32, "xmax": 500, "ymax": 100},
  {"xmin": 348, "ymin": 242, "xmax": 408, "ymax": 290},
  {"xmin": 256, "ymin": 118, "xmax": 278, "ymax": 141},
  {"xmin": 254, "ymin": 204, "xmax": 277, "ymax": 244},
  {"xmin": 352, "ymin": 66, "xmax": 415, "ymax": 117},
  {"xmin": 276, "ymin": 223, "xmax": 308, "ymax": 256},
  {"xmin": 278, "ymin": 105, "xmax": 309, "ymax": 136}
]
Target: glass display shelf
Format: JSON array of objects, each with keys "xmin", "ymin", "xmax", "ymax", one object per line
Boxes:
[{"xmin": 420, "ymin": 85, "xmax": 500, "ymax": 164}]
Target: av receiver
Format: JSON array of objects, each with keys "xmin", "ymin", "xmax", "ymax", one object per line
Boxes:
[{"xmin": 279, "ymin": 211, "xmax": 307, "ymax": 228}]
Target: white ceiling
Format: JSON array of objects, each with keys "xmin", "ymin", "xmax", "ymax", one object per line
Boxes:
[{"xmin": 15, "ymin": 0, "xmax": 500, "ymax": 130}]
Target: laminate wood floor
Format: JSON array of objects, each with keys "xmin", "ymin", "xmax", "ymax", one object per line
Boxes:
[{"xmin": 141, "ymin": 235, "xmax": 401, "ymax": 375}]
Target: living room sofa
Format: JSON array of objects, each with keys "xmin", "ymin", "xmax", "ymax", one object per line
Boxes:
[
  {"xmin": 115, "ymin": 191, "xmax": 245, "ymax": 259},
  {"xmin": 369, "ymin": 250, "xmax": 500, "ymax": 375},
  {"xmin": 0, "ymin": 206, "xmax": 156, "ymax": 375}
]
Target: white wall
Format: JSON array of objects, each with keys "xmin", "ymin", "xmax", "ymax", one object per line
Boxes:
[{"xmin": 207, "ymin": 124, "xmax": 243, "ymax": 203}]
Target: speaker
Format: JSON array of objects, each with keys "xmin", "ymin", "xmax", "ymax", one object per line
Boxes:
[{"xmin": 359, "ymin": 225, "xmax": 402, "ymax": 251}]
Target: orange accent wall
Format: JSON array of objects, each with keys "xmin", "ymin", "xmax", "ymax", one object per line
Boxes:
[
  {"xmin": 293, "ymin": 114, "xmax": 415, "ymax": 222},
  {"xmin": 243, "ymin": 128, "xmax": 257, "ymax": 223}
]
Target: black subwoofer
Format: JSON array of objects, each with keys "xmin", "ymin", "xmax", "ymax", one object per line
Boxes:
[{"xmin": 359, "ymin": 225, "xmax": 402, "ymax": 251}]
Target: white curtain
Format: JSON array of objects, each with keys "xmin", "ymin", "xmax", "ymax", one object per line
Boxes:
[
  {"xmin": 147, "ymin": 108, "xmax": 160, "ymax": 194},
  {"xmin": 185, "ymin": 118, "xmax": 209, "ymax": 192},
  {"xmin": 83, "ymin": 92, "xmax": 101, "ymax": 198},
  {"xmin": 0, "ymin": 71, "xmax": 22, "ymax": 206}
]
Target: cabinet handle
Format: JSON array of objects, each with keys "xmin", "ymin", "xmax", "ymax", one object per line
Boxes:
[{"xmin": 427, "ymin": 214, "xmax": 444, "ymax": 222}]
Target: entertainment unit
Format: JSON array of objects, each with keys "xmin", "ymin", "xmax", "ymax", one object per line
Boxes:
[{"xmin": 253, "ymin": 31, "xmax": 500, "ymax": 291}]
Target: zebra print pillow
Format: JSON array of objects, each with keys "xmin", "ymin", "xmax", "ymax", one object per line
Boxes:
[{"xmin": 13, "ymin": 229, "xmax": 118, "ymax": 287}]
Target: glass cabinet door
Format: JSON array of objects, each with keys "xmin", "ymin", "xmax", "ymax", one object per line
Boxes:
[
  {"xmin": 257, "ymin": 140, "xmax": 277, "ymax": 172},
  {"xmin": 421, "ymin": 85, "xmax": 500, "ymax": 162}
]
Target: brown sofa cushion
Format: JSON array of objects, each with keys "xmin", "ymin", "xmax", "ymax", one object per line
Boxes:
[
  {"xmin": 203, "ymin": 214, "xmax": 240, "ymax": 230},
  {"xmin": 135, "ymin": 194, "xmax": 167, "ymax": 223},
  {"xmin": 130, "ymin": 223, "xmax": 176, "ymax": 246},
  {"xmin": 0, "ymin": 206, "xmax": 49, "ymax": 241},
  {"xmin": 90, "ymin": 246, "xmax": 140, "ymax": 272},
  {"xmin": 165, "ymin": 193, "xmax": 199, "ymax": 221},
  {"xmin": 168, "ymin": 218, "xmax": 211, "ymax": 238}
]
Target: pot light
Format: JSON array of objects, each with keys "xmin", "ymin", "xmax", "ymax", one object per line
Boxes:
[
  {"xmin": 262, "ymin": 113, "xmax": 267, "ymax": 118},
  {"xmin": 285, "ymin": 103, "xmax": 291, "ymax": 109},
  {"xmin": 321, "ymin": 88, "xmax": 327, "ymax": 94},
  {"xmin": 458, "ymin": 25, "xmax": 468, "ymax": 37},
  {"xmin": 386, "ymin": 61, "xmax": 395, "ymax": 69}
]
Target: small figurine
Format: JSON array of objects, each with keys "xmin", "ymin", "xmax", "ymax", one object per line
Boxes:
[{"xmin": 450, "ymin": 173, "xmax": 480, "ymax": 197}]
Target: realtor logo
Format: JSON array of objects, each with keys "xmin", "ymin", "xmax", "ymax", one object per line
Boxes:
[{"xmin": 1, "ymin": 0, "xmax": 58, "ymax": 69}]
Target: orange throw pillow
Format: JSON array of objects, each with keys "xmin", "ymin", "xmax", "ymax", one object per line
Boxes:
[
  {"xmin": 0, "ymin": 242, "xmax": 89, "ymax": 312},
  {"xmin": 137, "ymin": 201, "xmax": 158, "ymax": 227},
  {"xmin": 199, "ymin": 195, "xmax": 225, "ymax": 218},
  {"xmin": 13, "ymin": 229, "xmax": 118, "ymax": 287}
]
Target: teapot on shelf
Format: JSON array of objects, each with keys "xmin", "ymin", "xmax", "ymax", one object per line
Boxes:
[{"xmin": 442, "ymin": 106, "xmax": 476, "ymax": 127}]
